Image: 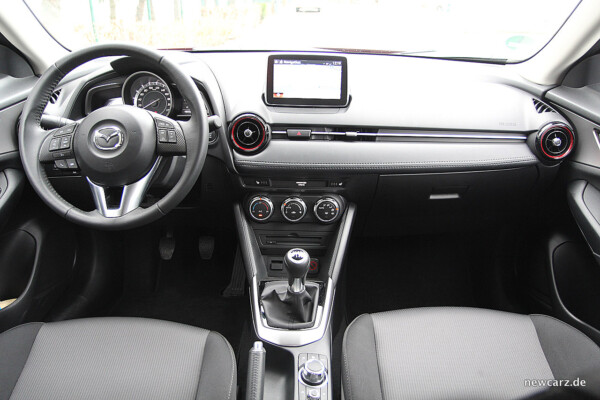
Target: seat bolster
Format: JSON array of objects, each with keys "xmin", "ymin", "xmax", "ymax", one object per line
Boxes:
[
  {"xmin": 342, "ymin": 314, "xmax": 384, "ymax": 400},
  {"xmin": 0, "ymin": 322, "xmax": 44, "ymax": 400},
  {"xmin": 531, "ymin": 314, "xmax": 600, "ymax": 379},
  {"xmin": 196, "ymin": 331, "xmax": 237, "ymax": 400}
]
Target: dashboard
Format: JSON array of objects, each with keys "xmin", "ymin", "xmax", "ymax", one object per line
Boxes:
[{"xmin": 41, "ymin": 50, "xmax": 576, "ymax": 235}]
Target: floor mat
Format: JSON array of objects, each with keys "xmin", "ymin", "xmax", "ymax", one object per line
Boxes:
[
  {"xmin": 109, "ymin": 229, "xmax": 248, "ymax": 351},
  {"xmin": 345, "ymin": 234, "xmax": 483, "ymax": 320}
]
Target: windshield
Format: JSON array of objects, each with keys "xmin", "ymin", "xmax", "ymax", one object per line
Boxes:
[{"xmin": 24, "ymin": 0, "xmax": 580, "ymax": 62}]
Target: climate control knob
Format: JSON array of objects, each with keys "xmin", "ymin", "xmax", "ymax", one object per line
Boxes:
[
  {"xmin": 248, "ymin": 196, "xmax": 274, "ymax": 222},
  {"xmin": 314, "ymin": 197, "xmax": 340, "ymax": 223},
  {"xmin": 281, "ymin": 197, "xmax": 307, "ymax": 222}
]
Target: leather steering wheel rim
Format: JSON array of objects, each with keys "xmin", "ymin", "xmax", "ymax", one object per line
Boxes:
[{"xmin": 18, "ymin": 43, "xmax": 209, "ymax": 230}]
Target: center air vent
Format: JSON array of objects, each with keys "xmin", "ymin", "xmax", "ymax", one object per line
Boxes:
[
  {"xmin": 229, "ymin": 114, "xmax": 270, "ymax": 154},
  {"xmin": 534, "ymin": 122, "xmax": 574, "ymax": 163}
]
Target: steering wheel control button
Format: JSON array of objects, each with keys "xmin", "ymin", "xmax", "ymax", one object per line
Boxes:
[
  {"xmin": 66, "ymin": 159, "xmax": 78, "ymax": 169},
  {"xmin": 314, "ymin": 197, "xmax": 341, "ymax": 223},
  {"xmin": 249, "ymin": 196, "xmax": 274, "ymax": 222},
  {"xmin": 54, "ymin": 159, "xmax": 68, "ymax": 169},
  {"xmin": 155, "ymin": 120, "xmax": 174, "ymax": 129},
  {"xmin": 281, "ymin": 197, "xmax": 307, "ymax": 222},
  {"xmin": 59, "ymin": 136, "xmax": 71, "ymax": 149},
  {"xmin": 54, "ymin": 124, "xmax": 76, "ymax": 136},
  {"xmin": 167, "ymin": 130, "xmax": 177, "ymax": 143},
  {"xmin": 53, "ymin": 150, "xmax": 72, "ymax": 159},
  {"xmin": 49, "ymin": 138, "xmax": 60, "ymax": 151},
  {"xmin": 158, "ymin": 129, "xmax": 168, "ymax": 143},
  {"xmin": 153, "ymin": 117, "xmax": 184, "ymax": 154}
]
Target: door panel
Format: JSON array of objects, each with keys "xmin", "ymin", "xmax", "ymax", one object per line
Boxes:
[{"xmin": 540, "ymin": 51, "xmax": 600, "ymax": 344}]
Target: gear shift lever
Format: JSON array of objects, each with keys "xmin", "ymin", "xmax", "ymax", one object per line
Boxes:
[
  {"xmin": 259, "ymin": 247, "xmax": 319, "ymax": 329},
  {"xmin": 284, "ymin": 248, "xmax": 310, "ymax": 293}
]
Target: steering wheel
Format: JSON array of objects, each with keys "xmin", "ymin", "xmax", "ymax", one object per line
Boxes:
[{"xmin": 19, "ymin": 44, "xmax": 208, "ymax": 230}]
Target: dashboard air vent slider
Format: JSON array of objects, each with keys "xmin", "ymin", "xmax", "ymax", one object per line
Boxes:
[
  {"xmin": 229, "ymin": 114, "xmax": 270, "ymax": 154},
  {"xmin": 535, "ymin": 122, "xmax": 574, "ymax": 162}
]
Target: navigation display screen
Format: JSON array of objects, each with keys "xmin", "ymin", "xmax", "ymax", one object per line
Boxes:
[{"xmin": 266, "ymin": 55, "xmax": 348, "ymax": 107}]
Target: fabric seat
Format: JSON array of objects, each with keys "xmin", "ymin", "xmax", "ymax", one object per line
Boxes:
[
  {"xmin": 342, "ymin": 307, "xmax": 600, "ymax": 400},
  {"xmin": 0, "ymin": 317, "xmax": 236, "ymax": 400}
]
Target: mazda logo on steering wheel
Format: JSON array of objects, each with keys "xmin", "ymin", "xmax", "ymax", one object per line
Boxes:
[{"xmin": 93, "ymin": 126, "xmax": 124, "ymax": 151}]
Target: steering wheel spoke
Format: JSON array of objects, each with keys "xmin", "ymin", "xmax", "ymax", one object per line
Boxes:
[
  {"xmin": 86, "ymin": 156, "xmax": 162, "ymax": 218},
  {"xmin": 38, "ymin": 122, "xmax": 80, "ymax": 171},
  {"xmin": 152, "ymin": 114, "xmax": 187, "ymax": 156}
]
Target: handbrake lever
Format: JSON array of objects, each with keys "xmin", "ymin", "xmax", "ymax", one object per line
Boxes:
[{"xmin": 246, "ymin": 341, "xmax": 266, "ymax": 400}]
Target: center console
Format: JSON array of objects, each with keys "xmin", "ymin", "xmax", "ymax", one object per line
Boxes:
[{"xmin": 234, "ymin": 182, "xmax": 355, "ymax": 400}]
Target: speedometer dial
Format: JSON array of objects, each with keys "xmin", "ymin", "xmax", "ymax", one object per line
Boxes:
[{"xmin": 134, "ymin": 81, "xmax": 173, "ymax": 116}]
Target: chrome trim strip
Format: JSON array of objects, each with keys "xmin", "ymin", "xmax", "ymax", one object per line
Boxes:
[
  {"xmin": 275, "ymin": 130, "xmax": 527, "ymax": 140},
  {"xmin": 370, "ymin": 132, "xmax": 527, "ymax": 140}
]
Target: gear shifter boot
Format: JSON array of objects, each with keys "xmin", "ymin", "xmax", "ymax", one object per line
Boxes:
[{"xmin": 260, "ymin": 281, "xmax": 319, "ymax": 329}]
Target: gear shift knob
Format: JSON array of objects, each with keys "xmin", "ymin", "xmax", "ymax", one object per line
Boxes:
[{"xmin": 283, "ymin": 248, "xmax": 310, "ymax": 293}]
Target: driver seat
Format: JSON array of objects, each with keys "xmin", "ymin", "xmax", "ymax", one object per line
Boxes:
[{"xmin": 0, "ymin": 317, "xmax": 236, "ymax": 400}]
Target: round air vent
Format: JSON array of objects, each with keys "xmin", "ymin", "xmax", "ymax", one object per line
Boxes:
[
  {"xmin": 229, "ymin": 114, "xmax": 270, "ymax": 154},
  {"xmin": 535, "ymin": 122, "xmax": 574, "ymax": 162}
]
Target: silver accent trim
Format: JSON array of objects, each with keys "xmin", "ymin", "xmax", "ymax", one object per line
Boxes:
[
  {"xmin": 370, "ymin": 132, "xmax": 527, "ymax": 140},
  {"xmin": 242, "ymin": 204, "xmax": 355, "ymax": 347},
  {"xmin": 593, "ymin": 129, "xmax": 600, "ymax": 152},
  {"xmin": 87, "ymin": 156, "xmax": 162, "ymax": 218},
  {"xmin": 273, "ymin": 130, "xmax": 527, "ymax": 140},
  {"xmin": 314, "ymin": 197, "xmax": 340, "ymax": 223},
  {"xmin": 300, "ymin": 359, "xmax": 328, "ymax": 387},
  {"xmin": 248, "ymin": 196, "xmax": 274, "ymax": 222},
  {"xmin": 92, "ymin": 126, "xmax": 124, "ymax": 151},
  {"xmin": 281, "ymin": 197, "xmax": 307, "ymax": 222},
  {"xmin": 251, "ymin": 276, "xmax": 333, "ymax": 347},
  {"xmin": 290, "ymin": 278, "xmax": 305, "ymax": 293},
  {"xmin": 537, "ymin": 121, "xmax": 575, "ymax": 159}
]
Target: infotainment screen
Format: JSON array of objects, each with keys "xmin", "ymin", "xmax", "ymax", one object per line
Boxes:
[{"xmin": 266, "ymin": 55, "xmax": 348, "ymax": 107}]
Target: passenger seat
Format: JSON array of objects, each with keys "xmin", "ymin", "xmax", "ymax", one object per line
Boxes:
[{"xmin": 342, "ymin": 307, "xmax": 600, "ymax": 400}]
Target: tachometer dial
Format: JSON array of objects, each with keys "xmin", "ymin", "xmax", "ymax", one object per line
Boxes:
[{"xmin": 134, "ymin": 81, "xmax": 173, "ymax": 116}]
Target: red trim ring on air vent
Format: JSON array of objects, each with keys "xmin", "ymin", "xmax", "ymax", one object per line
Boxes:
[
  {"xmin": 229, "ymin": 114, "xmax": 270, "ymax": 154},
  {"xmin": 536, "ymin": 122, "xmax": 574, "ymax": 162}
]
